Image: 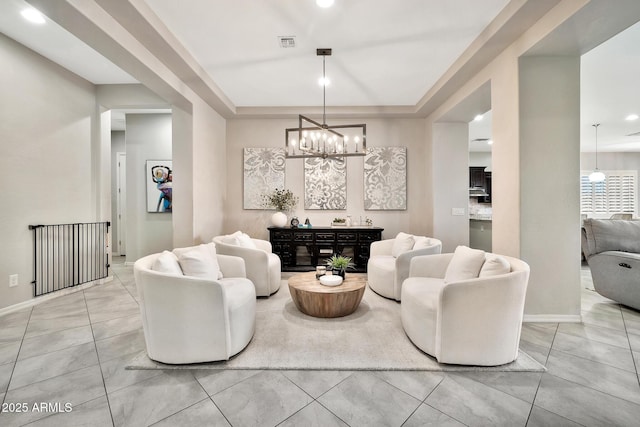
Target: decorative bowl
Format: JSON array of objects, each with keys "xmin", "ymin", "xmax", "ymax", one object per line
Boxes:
[{"xmin": 319, "ymin": 275, "xmax": 343, "ymax": 287}]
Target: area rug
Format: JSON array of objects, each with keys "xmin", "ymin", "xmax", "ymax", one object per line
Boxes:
[{"xmin": 127, "ymin": 278, "xmax": 545, "ymax": 372}]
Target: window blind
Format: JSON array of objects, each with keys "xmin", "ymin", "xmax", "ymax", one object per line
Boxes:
[{"xmin": 580, "ymin": 170, "xmax": 637, "ymax": 218}]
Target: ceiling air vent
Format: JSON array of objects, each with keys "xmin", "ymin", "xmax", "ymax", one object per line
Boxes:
[
  {"xmin": 278, "ymin": 36, "xmax": 296, "ymax": 48},
  {"xmin": 626, "ymin": 131, "xmax": 640, "ymax": 137},
  {"xmin": 471, "ymin": 138, "xmax": 490, "ymax": 142}
]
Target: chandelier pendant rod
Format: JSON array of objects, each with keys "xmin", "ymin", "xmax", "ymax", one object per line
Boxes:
[
  {"xmin": 322, "ymin": 55, "xmax": 327, "ymax": 126},
  {"xmin": 593, "ymin": 123, "xmax": 600, "ymax": 170}
]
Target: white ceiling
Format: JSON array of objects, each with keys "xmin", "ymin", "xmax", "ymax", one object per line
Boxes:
[
  {"xmin": 144, "ymin": 0, "xmax": 509, "ymax": 107},
  {"xmin": 581, "ymin": 20, "xmax": 640, "ymax": 152},
  {"xmin": 1, "ymin": 0, "xmax": 639, "ymax": 152},
  {"xmin": 0, "ymin": 0, "xmax": 136, "ymax": 84}
]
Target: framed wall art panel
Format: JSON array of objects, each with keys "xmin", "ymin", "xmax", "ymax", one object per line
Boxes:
[
  {"xmin": 364, "ymin": 147, "xmax": 407, "ymax": 210},
  {"xmin": 304, "ymin": 157, "xmax": 347, "ymax": 210},
  {"xmin": 243, "ymin": 148, "xmax": 286, "ymax": 209}
]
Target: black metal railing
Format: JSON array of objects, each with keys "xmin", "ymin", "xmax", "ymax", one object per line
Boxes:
[{"xmin": 29, "ymin": 222, "xmax": 110, "ymax": 297}]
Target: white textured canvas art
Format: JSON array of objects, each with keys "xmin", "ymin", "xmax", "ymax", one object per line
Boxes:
[
  {"xmin": 304, "ymin": 157, "xmax": 347, "ymax": 210},
  {"xmin": 243, "ymin": 148, "xmax": 286, "ymax": 209},
  {"xmin": 364, "ymin": 147, "xmax": 407, "ymax": 210}
]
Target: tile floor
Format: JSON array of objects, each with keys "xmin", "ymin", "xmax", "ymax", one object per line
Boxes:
[{"xmin": 0, "ymin": 260, "xmax": 639, "ymax": 426}]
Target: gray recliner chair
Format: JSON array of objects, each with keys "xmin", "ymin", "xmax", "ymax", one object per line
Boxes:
[{"xmin": 583, "ymin": 218, "xmax": 640, "ymax": 310}]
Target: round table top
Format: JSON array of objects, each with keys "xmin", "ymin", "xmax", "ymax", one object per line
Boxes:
[{"xmin": 288, "ymin": 271, "xmax": 366, "ymax": 294}]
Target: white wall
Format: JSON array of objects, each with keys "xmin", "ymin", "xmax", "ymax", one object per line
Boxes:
[
  {"xmin": 192, "ymin": 99, "xmax": 227, "ymax": 244},
  {"xmin": 0, "ymin": 33, "xmax": 99, "ymax": 309},
  {"xmin": 581, "ymin": 152, "xmax": 640, "ymax": 170},
  {"xmin": 171, "ymin": 105, "xmax": 194, "ymax": 249},
  {"xmin": 168, "ymin": 100, "xmax": 228, "ymax": 248},
  {"xmin": 432, "ymin": 122, "xmax": 470, "ymax": 252},
  {"xmin": 519, "ymin": 56, "xmax": 581, "ymax": 318},
  {"xmin": 490, "ymin": 54, "xmax": 521, "ymax": 258},
  {"xmin": 225, "ymin": 118, "xmax": 428, "ymax": 241},
  {"xmin": 125, "ymin": 114, "xmax": 173, "ymax": 261}
]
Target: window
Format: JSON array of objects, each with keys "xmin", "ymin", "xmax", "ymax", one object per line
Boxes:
[{"xmin": 580, "ymin": 170, "xmax": 637, "ymax": 218}]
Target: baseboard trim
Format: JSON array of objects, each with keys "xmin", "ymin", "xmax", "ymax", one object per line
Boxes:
[
  {"xmin": 0, "ymin": 276, "xmax": 113, "ymax": 317},
  {"xmin": 523, "ymin": 314, "xmax": 582, "ymax": 323}
]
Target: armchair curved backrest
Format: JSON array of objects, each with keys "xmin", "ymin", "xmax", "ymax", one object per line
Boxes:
[
  {"xmin": 134, "ymin": 252, "xmax": 255, "ymax": 364},
  {"xmin": 583, "ymin": 218, "xmax": 640, "ymax": 310},
  {"xmin": 213, "ymin": 234, "xmax": 281, "ymax": 297},
  {"xmin": 401, "ymin": 252, "xmax": 530, "ymax": 366},
  {"xmin": 610, "ymin": 213, "xmax": 632, "ymax": 220},
  {"xmin": 368, "ymin": 236, "xmax": 442, "ymax": 300}
]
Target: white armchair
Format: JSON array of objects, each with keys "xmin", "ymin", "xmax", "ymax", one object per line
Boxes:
[
  {"xmin": 213, "ymin": 232, "xmax": 281, "ymax": 297},
  {"xmin": 401, "ymin": 250, "xmax": 530, "ymax": 366},
  {"xmin": 367, "ymin": 234, "xmax": 442, "ymax": 301},
  {"xmin": 134, "ymin": 250, "xmax": 256, "ymax": 364}
]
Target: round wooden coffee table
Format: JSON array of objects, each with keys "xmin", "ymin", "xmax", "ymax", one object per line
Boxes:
[{"xmin": 288, "ymin": 272, "xmax": 367, "ymax": 318}]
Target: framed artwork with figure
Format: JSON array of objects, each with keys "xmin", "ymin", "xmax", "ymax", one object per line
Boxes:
[{"xmin": 146, "ymin": 160, "xmax": 172, "ymax": 213}]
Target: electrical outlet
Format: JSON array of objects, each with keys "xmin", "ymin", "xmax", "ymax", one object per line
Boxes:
[{"xmin": 9, "ymin": 274, "xmax": 18, "ymax": 287}]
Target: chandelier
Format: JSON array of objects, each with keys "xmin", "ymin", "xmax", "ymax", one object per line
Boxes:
[
  {"xmin": 285, "ymin": 48, "xmax": 366, "ymax": 160},
  {"xmin": 588, "ymin": 123, "xmax": 605, "ymax": 183}
]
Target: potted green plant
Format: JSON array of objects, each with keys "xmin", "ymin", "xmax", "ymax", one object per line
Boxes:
[
  {"xmin": 262, "ymin": 188, "xmax": 298, "ymax": 227},
  {"xmin": 325, "ymin": 254, "xmax": 355, "ymax": 279}
]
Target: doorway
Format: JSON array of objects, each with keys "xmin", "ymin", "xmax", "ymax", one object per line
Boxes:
[
  {"xmin": 468, "ymin": 110, "xmax": 493, "ymax": 252},
  {"xmin": 116, "ymin": 152, "xmax": 126, "ymax": 256}
]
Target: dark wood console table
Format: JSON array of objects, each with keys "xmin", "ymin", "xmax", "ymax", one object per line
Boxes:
[{"xmin": 268, "ymin": 226, "xmax": 383, "ymax": 272}]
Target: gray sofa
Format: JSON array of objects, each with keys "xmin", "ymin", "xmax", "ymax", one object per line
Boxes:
[{"xmin": 583, "ymin": 218, "xmax": 640, "ymax": 310}]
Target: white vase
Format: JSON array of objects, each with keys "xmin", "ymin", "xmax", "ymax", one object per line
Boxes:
[{"xmin": 271, "ymin": 211, "xmax": 288, "ymax": 227}]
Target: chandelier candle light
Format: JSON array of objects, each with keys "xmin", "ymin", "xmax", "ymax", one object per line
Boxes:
[
  {"xmin": 589, "ymin": 123, "xmax": 605, "ymax": 183},
  {"xmin": 285, "ymin": 48, "xmax": 366, "ymax": 160}
]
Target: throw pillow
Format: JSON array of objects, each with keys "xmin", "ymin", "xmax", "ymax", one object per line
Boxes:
[
  {"xmin": 175, "ymin": 244, "xmax": 222, "ymax": 280},
  {"xmin": 151, "ymin": 250, "xmax": 183, "ymax": 275},
  {"xmin": 221, "ymin": 230, "xmax": 243, "ymax": 246},
  {"xmin": 173, "ymin": 246, "xmax": 222, "ymax": 279},
  {"xmin": 392, "ymin": 232, "xmax": 415, "ymax": 257},
  {"xmin": 220, "ymin": 231, "xmax": 256, "ymax": 249},
  {"xmin": 444, "ymin": 245, "xmax": 486, "ymax": 283},
  {"xmin": 236, "ymin": 232, "xmax": 257, "ymax": 249},
  {"xmin": 412, "ymin": 236, "xmax": 432, "ymax": 250},
  {"xmin": 204, "ymin": 242, "xmax": 224, "ymax": 278},
  {"xmin": 479, "ymin": 254, "xmax": 511, "ymax": 277}
]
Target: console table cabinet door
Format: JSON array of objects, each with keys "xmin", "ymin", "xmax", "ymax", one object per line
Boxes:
[
  {"xmin": 358, "ymin": 233, "xmax": 380, "ymax": 242},
  {"xmin": 294, "ymin": 232, "xmax": 314, "ymax": 242},
  {"xmin": 272, "ymin": 230, "xmax": 292, "ymax": 241},
  {"xmin": 268, "ymin": 227, "xmax": 383, "ymax": 272},
  {"xmin": 316, "ymin": 233, "xmax": 336, "ymax": 242},
  {"xmin": 337, "ymin": 232, "xmax": 358, "ymax": 242}
]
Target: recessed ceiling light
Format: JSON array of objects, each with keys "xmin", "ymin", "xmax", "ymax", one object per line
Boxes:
[
  {"xmin": 626, "ymin": 114, "xmax": 639, "ymax": 121},
  {"xmin": 316, "ymin": 0, "xmax": 335, "ymax": 8},
  {"xmin": 21, "ymin": 8, "xmax": 46, "ymax": 24},
  {"xmin": 474, "ymin": 114, "xmax": 483, "ymax": 121},
  {"xmin": 487, "ymin": 139, "xmax": 494, "ymax": 145}
]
